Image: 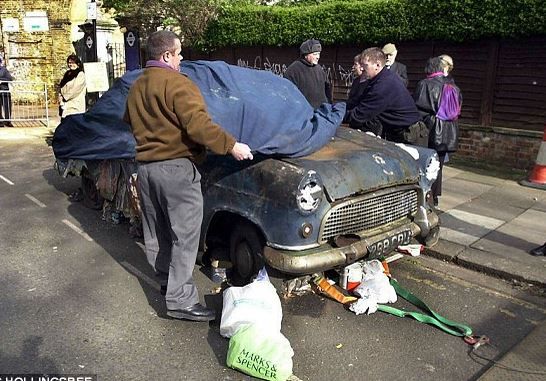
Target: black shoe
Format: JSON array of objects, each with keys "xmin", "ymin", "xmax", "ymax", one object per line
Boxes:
[
  {"xmin": 167, "ymin": 303, "xmax": 215, "ymax": 321},
  {"xmin": 4, "ymin": 122, "xmax": 13, "ymax": 127},
  {"xmin": 529, "ymin": 243, "xmax": 546, "ymax": 256}
]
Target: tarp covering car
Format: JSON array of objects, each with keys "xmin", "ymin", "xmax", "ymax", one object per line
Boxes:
[
  {"xmin": 52, "ymin": 61, "xmax": 346, "ymax": 160},
  {"xmin": 52, "ymin": 69, "xmax": 141, "ymax": 160}
]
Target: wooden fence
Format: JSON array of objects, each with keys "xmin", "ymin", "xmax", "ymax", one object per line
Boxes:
[{"xmin": 184, "ymin": 36, "xmax": 546, "ymax": 132}]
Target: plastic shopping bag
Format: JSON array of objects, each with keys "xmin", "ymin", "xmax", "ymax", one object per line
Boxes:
[
  {"xmin": 220, "ymin": 273, "xmax": 282, "ymax": 338},
  {"xmin": 353, "ymin": 260, "xmax": 397, "ymax": 304},
  {"xmin": 227, "ymin": 323, "xmax": 294, "ymax": 381}
]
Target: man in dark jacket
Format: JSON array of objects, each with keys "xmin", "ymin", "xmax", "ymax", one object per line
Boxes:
[
  {"xmin": 382, "ymin": 43, "xmax": 408, "ymax": 87},
  {"xmin": 345, "ymin": 47, "xmax": 427, "ymax": 146},
  {"xmin": 284, "ymin": 39, "xmax": 332, "ymax": 109},
  {"xmin": 0, "ymin": 56, "xmax": 14, "ymax": 127}
]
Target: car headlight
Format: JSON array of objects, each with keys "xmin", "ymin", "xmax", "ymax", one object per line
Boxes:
[{"xmin": 296, "ymin": 170, "xmax": 323, "ymax": 213}]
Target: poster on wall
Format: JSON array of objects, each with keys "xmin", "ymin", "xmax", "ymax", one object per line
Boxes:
[
  {"xmin": 2, "ymin": 18, "xmax": 19, "ymax": 32},
  {"xmin": 23, "ymin": 11, "xmax": 49, "ymax": 32},
  {"xmin": 83, "ymin": 62, "xmax": 110, "ymax": 92}
]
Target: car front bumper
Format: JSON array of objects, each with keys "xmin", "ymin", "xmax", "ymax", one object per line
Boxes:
[{"xmin": 263, "ymin": 211, "xmax": 439, "ymax": 274}]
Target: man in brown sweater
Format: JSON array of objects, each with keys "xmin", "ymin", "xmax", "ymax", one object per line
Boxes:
[{"xmin": 124, "ymin": 30, "xmax": 253, "ymax": 322}]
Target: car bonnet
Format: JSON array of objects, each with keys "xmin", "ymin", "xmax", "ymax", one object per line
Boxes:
[{"xmin": 280, "ymin": 128, "xmax": 420, "ymax": 201}]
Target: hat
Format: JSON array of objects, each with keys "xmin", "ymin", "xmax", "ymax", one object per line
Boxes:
[
  {"xmin": 300, "ymin": 39, "xmax": 322, "ymax": 55},
  {"xmin": 382, "ymin": 43, "xmax": 397, "ymax": 55}
]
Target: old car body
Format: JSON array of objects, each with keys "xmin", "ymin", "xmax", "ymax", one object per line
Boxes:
[
  {"xmin": 52, "ymin": 64, "xmax": 439, "ymax": 284},
  {"xmin": 199, "ymin": 127, "xmax": 439, "ymax": 282},
  {"xmin": 55, "ymin": 127, "xmax": 439, "ymax": 284}
]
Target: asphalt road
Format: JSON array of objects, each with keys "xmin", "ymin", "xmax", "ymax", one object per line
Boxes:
[{"xmin": 1, "ymin": 138, "xmax": 545, "ymax": 381}]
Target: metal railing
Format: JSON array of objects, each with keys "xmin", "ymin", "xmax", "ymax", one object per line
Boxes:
[{"xmin": 0, "ymin": 81, "xmax": 49, "ymax": 126}]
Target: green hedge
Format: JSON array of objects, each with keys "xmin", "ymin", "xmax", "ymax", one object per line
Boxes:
[{"xmin": 198, "ymin": 0, "xmax": 546, "ymax": 50}]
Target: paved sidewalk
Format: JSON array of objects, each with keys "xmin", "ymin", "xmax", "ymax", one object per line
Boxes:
[
  {"xmin": 426, "ymin": 165, "xmax": 546, "ymax": 289},
  {"xmin": 0, "ymin": 118, "xmax": 58, "ymax": 140}
]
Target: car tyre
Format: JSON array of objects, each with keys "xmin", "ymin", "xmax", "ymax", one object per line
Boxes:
[
  {"xmin": 229, "ymin": 222, "xmax": 265, "ymax": 286},
  {"xmin": 81, "ymin": 173, "xmax": 104, "ymax": 210}
]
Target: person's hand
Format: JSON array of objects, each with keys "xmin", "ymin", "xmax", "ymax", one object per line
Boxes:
[{"xmin": 231, "ymin": 142, "xmax": 253, "ymax": 161}]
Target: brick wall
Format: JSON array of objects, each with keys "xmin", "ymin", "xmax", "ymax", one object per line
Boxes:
[{"xmin": 456, "ymin": 125, "xmax": 544, "ymax": 170}]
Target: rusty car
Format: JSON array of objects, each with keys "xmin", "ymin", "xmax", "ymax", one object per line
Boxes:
[
  {"xmin": 53, "ymin": 63, "xmax": 440, "ymax": 285},
  {"xmin": 198, "ymin": 128, "xmax": 439, "ymax": 285}
]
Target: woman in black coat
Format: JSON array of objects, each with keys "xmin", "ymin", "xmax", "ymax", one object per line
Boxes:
[{"xmin": 414, "ymin": 55, "xmax": 462, "ymax": 207}]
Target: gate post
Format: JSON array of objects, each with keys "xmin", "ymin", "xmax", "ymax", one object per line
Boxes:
[{"xmin": 124, "ymin": 30, "xmax": 141, "ymax": 71}]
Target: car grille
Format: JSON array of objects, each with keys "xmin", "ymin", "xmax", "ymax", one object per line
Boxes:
[{"xmin": 319, "ymin": 188, "xmax": 418, "ymax": 243}]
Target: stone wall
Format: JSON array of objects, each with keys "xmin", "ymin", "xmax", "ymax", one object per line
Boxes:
[
  {"xmin": 1, "ymin": 0, "xmax": 74, "ymax": 102},
  {"xmin": 1, "ymin": 0, "xmax": 123, "ymax": 106}
]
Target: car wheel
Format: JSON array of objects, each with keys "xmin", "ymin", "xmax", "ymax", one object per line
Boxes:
[
  {"xmin": 81, "ymin": 173, "xmax": 104, "ymax": 210},
  {"xmin": 229, "ymin": 222, "xmax": 265, "ymax": 286}
]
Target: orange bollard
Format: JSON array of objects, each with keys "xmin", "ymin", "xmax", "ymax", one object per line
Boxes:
[{"xmin": 521, "ymin": 125, "xmax": 546, "ymax": 190}]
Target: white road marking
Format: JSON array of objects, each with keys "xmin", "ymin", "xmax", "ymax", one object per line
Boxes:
[
  {"xmin": 25, "ymin": 193, "xmax": 46, "ymax": 208},
  {"xmin": 120, "ymin": 261, "xmax": 161, "ymax": 292},
  {"xmin": 0, "ymin": 174, "xmax": 14, "ymax": 185},
  {"xmin": 62, "ymin": 219, "xmax": 94, "ymax": 242}
]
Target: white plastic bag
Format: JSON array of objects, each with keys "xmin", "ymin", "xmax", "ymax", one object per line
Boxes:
[
  {"xmin": 349, "ymin": 294, "xmax": 378, "ymax": 315},
  {"xmin": 227, "ymin": 323, "xmax": 294, "ymax": 381},
  {"xmin": 220, "ymin": 277, "xmax": 283, "ymax": 338},
  {"xmin": 353, "ymin": 260, "xmax": 397, "ymax": 304}
]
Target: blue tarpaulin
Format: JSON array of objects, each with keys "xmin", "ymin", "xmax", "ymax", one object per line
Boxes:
[
  {"xmin": 52, "ymin": 69, "xmax": 142, "ymax": 160},
  {"xmin": 181, "ymin": 60, "xmax": 345, "ymax": 157},
  {"xmin": 52, "ymin": 61, "xmax": 346, "ymax": 160}
]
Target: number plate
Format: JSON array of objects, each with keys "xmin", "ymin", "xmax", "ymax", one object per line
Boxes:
[{"xmin": 367, "ymin": 230, "xmax": 412, "ymax": 258}]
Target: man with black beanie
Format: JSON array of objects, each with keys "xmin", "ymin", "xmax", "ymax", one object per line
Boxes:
[{"xmin": 284, "ymin": 39, "xmax": 332, "ymax": 109}]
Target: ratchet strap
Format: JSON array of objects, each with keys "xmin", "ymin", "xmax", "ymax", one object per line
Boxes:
[{"xmin": 377, "ymin": 278, "xmax": 474, "ymax": 338}]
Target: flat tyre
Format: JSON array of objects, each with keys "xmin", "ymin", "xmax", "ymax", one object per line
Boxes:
[{"xmin": 229, "ymin": 222, "xmax": 265, "ymax": 286}]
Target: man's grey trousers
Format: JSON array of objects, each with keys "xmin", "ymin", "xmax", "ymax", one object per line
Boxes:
[{"xmin": 137, "ymin": 158, "xmax": 202, "ymax": 310}]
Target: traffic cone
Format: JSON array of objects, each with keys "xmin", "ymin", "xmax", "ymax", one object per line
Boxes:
[{"xmin": 520, "ymin": 125, "xmax": 546, "ymax": 190}]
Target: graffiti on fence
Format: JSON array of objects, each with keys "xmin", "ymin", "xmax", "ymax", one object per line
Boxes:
[
  {"xmin": 335, "ymin": 64, "xmax": 356, "ymax": 88},
  {"xmin": 237, "ymin": 56, "xmax": 288, "ymax": 76},
  {"xmin": 236, "ymin": 55, "xmax": 354, "ymax": 87}
]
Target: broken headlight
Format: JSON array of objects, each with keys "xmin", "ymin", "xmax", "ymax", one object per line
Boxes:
[{"xmin": 296, "ymin": 170, "xmax": 323, "ymax": 214}]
